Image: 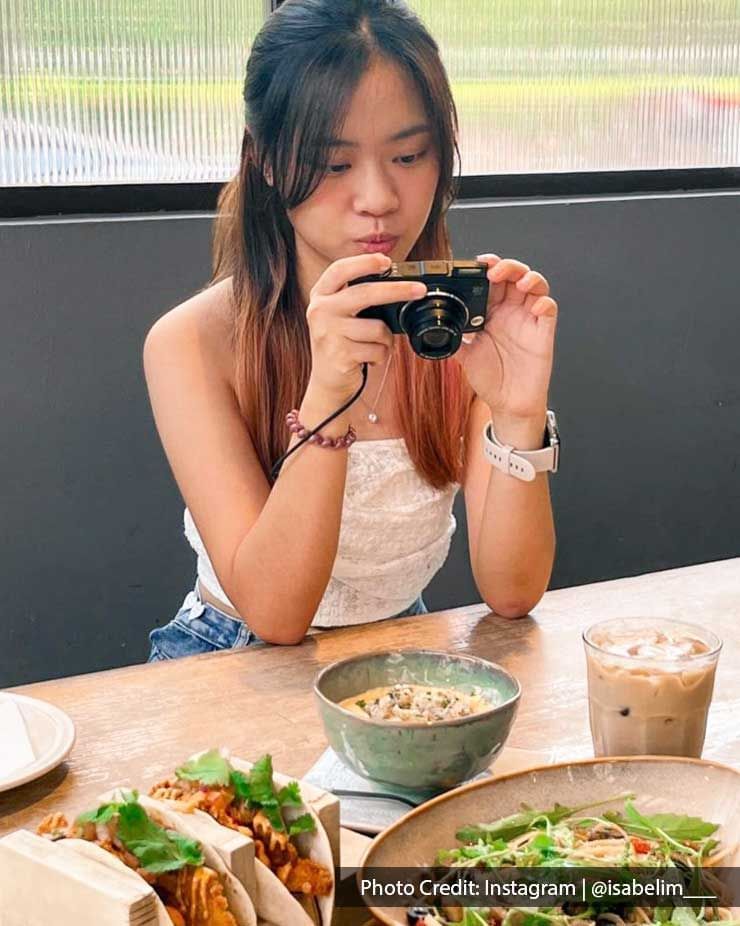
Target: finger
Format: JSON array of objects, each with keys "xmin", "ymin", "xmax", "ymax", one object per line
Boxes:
[
  {"xmin": 342, "ymin": 317, "xmax": 395, "ymax": 349},
  {"xmin": 348, "ymin": 341, "xmax": 390, "ymax": 367},
  {"xmin": 311, "ymin": 253, "xmax": 392, "ymax": 298},
  {"xmin": 531, "ymin": 296, "xmax": 558, "ymax": 319},
  {"xmin": 490, "ymin": 258, "xmax": 531, "ymax": 282},
  {"xmin": 328, "ymin": 279, "xmax": 427, "ymax": 318},
  {"xmin": 476, "ymin": 252, "xmax": 502, "ymax": 267},
  {"xmin": 516, "ymin": 270, "xmax": 550, "ymax": 297},
  {"xmin": 489, "ymin": 259, "xmax": 531, "ymax": 306}
]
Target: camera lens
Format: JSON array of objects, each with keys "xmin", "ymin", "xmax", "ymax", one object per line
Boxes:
[
  {"xmin": 421, "ymin": 328, "xmax": 451, "ymax": 349},
  {"xmin": 399, "ymin": 292, "xmax": 469, "ymax": 360}
]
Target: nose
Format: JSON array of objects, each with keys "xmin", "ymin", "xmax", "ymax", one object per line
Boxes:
[{"xmin": 352, "ymin": 162, "xmax": 400, "ymax": 216}]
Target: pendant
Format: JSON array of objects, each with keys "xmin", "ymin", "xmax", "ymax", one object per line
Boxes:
[{"xmin": 368, "ymin": 412, "xmax": 379, "ymax": 423}]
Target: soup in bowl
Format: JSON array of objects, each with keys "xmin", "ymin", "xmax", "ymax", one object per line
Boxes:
[{"xmin": 313, "ymin": 650, "xmax": 521, "ymax": 790}]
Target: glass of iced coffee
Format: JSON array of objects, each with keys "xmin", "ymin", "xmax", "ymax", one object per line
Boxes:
[{"xmin": 583, "ymin": 618, "xmax": 722, "ymax": 757}]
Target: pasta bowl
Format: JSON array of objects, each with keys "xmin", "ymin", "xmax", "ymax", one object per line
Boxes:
[{"xmin": 361, "ymin": 755, "xmax": 740, "ymax": 925}]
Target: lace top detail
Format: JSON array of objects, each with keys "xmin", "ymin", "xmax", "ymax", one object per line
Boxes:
[{"xmin": 183, "ymin": 438, "xmax": 459, "ymax": 628}]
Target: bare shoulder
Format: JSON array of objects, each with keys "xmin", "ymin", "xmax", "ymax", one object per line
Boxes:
[{"xmin": 144, "ymin": 276, "xmax": 236, "ymax": 384}]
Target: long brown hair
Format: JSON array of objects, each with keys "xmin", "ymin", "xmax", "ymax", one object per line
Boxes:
[{"xmin": 211, "ymin": 0, "xmax": 474, "ymax": 488}]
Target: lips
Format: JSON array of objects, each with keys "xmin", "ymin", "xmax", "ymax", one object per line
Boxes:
[
  {"xmin": 356, "ymin": 237, "xmax": 399, "ymax": 255},
  {"xmin": 356, "ymin": 234, "xmax": 398, "ymax": 243}
]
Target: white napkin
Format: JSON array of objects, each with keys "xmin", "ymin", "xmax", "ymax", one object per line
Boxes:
[{"xmin": 0, "ymin": 694, "xmax": 36, "ymax": 778}]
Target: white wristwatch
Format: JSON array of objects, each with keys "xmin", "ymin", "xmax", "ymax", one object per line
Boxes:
[{"xmin": 482, "ymin": 410, "xmax": 560, "ymax": 482}]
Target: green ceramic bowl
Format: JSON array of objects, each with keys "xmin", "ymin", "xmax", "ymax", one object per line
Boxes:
[{"xmin": 313, "ymin": 649, "xmax": 521, "ymax": 790}]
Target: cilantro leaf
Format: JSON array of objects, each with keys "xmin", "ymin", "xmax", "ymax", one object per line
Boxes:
[
  {"xmin": 177, "ymin": 751, "xmax": 309, "ymax": 839},
  {"xmin": 263, "ymin": 804, "xmax": 287, "ymax": 832},
  {"xmin": 278, "ymin": 781, "xmax": 303, "ymax": 808},
  {"xmin": 175, "ymin": 749, "xmax": 231, "ymax": 787},
  {"xmin": 228, "ymin": 754, "xmax": 309, "ymax": 835},
  {"xmin": 288, "ymin": 813, "xmax": 316, "ymax": 837},
  {"xmin": 229, "ymin": 769, "xmax": 252, "ymax": 802},
  {"xmin": 76, "ymin": 795, "xmax": 203, "ymax": 874},
  {"xmin": 76, "ymin": 803, "xmax": 119, "ymax": 826},
  {"xmin": 233, "ymin": 755, "xmax": 285, "ymax": 831},
  {"xmin": 116, "ymin": 801, "xmax": 204, "ymax": 874},
  {"xmin": 75, "ymin": 790, "xmax": 139, "ymax": 826},
  {"xmin": 245, "ymin": 755, "xmax": 278, "ymax": 806}
]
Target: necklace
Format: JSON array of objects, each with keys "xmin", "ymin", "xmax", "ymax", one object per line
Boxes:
[{"xmin": 359, "ymin": 351, "xmax": 393, "ymax": 424}]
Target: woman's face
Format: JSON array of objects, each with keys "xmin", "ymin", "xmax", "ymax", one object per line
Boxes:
[{"xmin": 287, "ymin": 58, "xmax": 441, "ymax": 298}]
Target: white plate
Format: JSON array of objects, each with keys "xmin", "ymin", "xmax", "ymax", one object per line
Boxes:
[{"xmin": 0, "ymin": 693, "xmax": 75, "ymax": 793}]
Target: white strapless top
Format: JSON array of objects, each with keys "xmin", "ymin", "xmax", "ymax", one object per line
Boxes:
[{"xmin": 183, "ymin": 438, "xmax": 459, "ymax": 628}]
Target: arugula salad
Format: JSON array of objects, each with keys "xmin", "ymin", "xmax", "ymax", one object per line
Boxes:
[{"xmin": 417, "ymin": 796, "xmax": 738, "ymax": 926}]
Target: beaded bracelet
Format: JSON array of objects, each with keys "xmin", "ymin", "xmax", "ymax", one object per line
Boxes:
[{"xmin": 286, "ymin": 409, "xmax": 356, "ymax": 449}]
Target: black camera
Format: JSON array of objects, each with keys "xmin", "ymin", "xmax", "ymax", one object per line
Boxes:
[{"xmin": 352, "ymin": 259, "xmax": 489, "ymax": 360}]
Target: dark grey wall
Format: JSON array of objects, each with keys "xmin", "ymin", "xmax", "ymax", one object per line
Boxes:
[{"xmin": 1, "ymin": 192, "xmax": 738, "ymax": 686}]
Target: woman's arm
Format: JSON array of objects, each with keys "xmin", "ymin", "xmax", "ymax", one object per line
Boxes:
[
  {"xmin": 144, "ymin": 257, "xmax": 422, "ymax": 644},
  {"xmin": 463, "ymin": 397, "xmax": 555, "ymax": 618},
  {"xmin": 143, "ymin": 285, "xmax": 354, "ymax": 645},
  {"xmin": 456, "ymin": 253, "xmax": 559, "ymax": 618}
]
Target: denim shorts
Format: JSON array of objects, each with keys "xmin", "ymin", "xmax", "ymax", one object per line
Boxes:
[{"xmin": 147, "ymin": 583, "xmax": 428, "ymax": 662}]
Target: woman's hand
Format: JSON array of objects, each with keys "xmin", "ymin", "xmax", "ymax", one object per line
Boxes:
[
  {"xmin": 456, "ymin": 253, "xmax": 558, "ymax": 433},
  {"xmin": 305, "ymin": 253, "xmax": 426, "ymax": 403}
]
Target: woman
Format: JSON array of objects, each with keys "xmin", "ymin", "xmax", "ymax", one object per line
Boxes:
[{"xmin": 144, "ymin": 0, "xmax": 558, "ymax": 660}]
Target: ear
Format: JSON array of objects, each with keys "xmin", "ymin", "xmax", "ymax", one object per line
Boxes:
[{"xmin": 263, "ymin": 165, "xmax": 274, "ymax": 187}]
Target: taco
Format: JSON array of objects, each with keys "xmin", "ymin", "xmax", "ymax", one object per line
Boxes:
[
  {"xmin": 0, "ymin": 789, "xmax": 258, "ymax": 926},
  {"xmin": 149, "ymin": 750, "xmax": 335, "ymax": 925}
]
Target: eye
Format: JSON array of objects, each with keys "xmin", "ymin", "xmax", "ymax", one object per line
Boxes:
[{"xmin": 396, "ymin": 149, "xmax": 429, "ymax": 166}]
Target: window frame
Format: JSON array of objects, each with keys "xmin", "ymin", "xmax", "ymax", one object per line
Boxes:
[{"xmin": 0, "ymin": 169, "xmax": 737, "ymax": 219}]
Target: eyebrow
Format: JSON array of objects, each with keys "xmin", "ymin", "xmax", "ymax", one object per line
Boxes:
[{"xmin": 325, "ymin": 123, "xmax": 432, "ymax": 149}]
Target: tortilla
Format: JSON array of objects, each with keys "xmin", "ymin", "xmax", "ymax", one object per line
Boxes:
[
  {"xmin": 0, "ymin": 794, "xmax": 258, "ymax": 926},
  {"xmin": 231, "ymin": 755, "xmax": 335, "ymax": 926},
  {"xmin": 146, "ymin": 753, "xmax": 335, "ymax": 926},
  {"xmin": 100, "ymin": 788, "xmax": 258, "ymax": 926}
]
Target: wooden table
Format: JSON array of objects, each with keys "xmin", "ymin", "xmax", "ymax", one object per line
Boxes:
[{"xmin": 2, "ymin": 557, "xmax": 739, "ymax": 924}]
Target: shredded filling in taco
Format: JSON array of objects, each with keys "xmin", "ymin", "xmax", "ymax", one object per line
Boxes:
[
  {"xmin": 150, "ymin": 751, "xmax": 333, "ymax": 898},
  {"xmin": 37, "ymin": 791, "xmax": 240, "ymax": 926}
]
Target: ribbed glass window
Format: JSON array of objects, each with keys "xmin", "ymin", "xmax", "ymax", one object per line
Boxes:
[
  {"xmin": 409, "ymin": 0, "xmax": 739, "ymax": 173},
  {"xmin": 1, "ymin": 1, "xmax": 738, "ymax": 186},
  {"xmin": 0, "ymin": 0, "xmax": 262, "ymax": 185}
]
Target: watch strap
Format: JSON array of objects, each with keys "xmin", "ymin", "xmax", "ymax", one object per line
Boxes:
[{"xmin": 482, "ymin": 421, "xmax": 556, "ymax": 482}]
